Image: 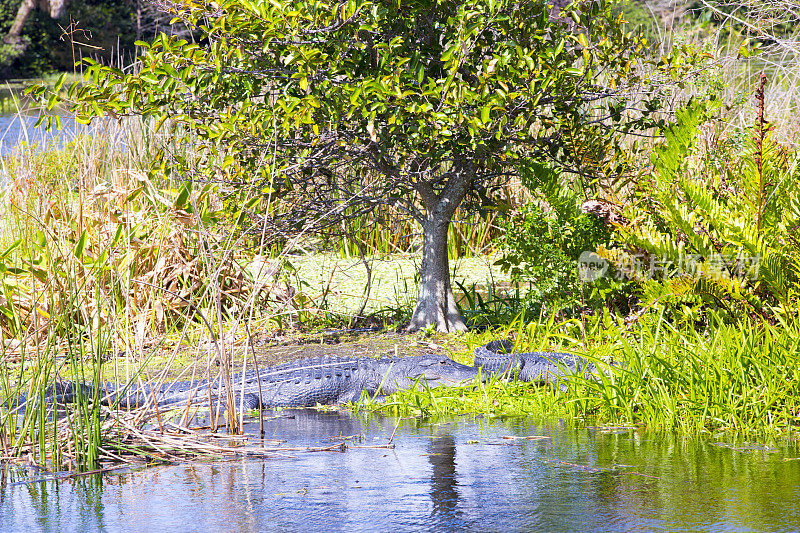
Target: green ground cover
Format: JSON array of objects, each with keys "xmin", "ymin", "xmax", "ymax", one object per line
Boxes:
[
  {"xmin": 281, "ymin": 252, "xmax": 513, "ymax": 319},
  {"xmin": 366, "ymin": 314, "xmax": 800, "ymax": 442}
]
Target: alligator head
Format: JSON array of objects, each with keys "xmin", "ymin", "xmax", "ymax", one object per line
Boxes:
[{"xmin": 376, "ymin": 354, "xmax": 480, "ymax": 395}]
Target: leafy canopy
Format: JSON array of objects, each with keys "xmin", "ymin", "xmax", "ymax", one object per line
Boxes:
[{"xmin": 35, "ymin": 0, "xmax": 665, "ymax": 230}]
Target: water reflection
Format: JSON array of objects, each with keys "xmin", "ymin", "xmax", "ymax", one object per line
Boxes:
[
  {"xmin": 1, "ymin": 413, "xmax": 799, "ymax": 532},
  {"xmin": 427, "ymin": 434, "xmax": 464, "ymax": 528}
]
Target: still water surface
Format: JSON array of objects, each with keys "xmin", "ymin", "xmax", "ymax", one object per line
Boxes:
[
  {"xmin": 2, "ymin": 412, "xmax": 799, "ymax": 532},
  {"xmin": 0, "ymin": 113, "xmax": 89, "ymax": 156}
]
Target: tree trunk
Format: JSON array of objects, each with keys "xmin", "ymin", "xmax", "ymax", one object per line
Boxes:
[
  {"xmin": 407, "ymin": 214, "xmax": 468, "ymax": 332},
  {"xmin": 406, "ymin": 165, "xmax": 474, "ymax": 332},
  {"xmin": 4, "ymin": 0, "xmax": 67, "ymax": 46},
  {"xmin": 136, "ymin": 0, "xmax": 142, "ymax": 41},
  {"xmin": 4, "ymin": 0, "xmax": 34, "ymax": 46}
]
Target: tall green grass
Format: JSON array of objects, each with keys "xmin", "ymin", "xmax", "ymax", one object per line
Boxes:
[
  {"xmin": 0, "ymin": 287, "xmax": 108, "ymax": 471},
  {"xmin": 0, "ymin": 114, "xmax": 294, "ymax": 466},
  {"xmin": 331, "ymin": 209, "xmax": 501, "ymax": 260},
  {"xmin": 363, "ymin": 312, "xmax": 800, "ymax": 439},
  {"xmin": 584, "ymin": 311, "xmax": 800, "ymax": 437}
]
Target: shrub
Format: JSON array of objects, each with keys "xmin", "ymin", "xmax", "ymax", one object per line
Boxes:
[{"xmin": 495, "ymin": 161, "xmax": 619, "ymax": 315}]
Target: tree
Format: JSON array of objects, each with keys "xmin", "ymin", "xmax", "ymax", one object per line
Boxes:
[
  {"xmin": 2, "ymin": 0, "xmax": 191, "ymax": 75},
  {"xmin": 45, "ymin": 0, "xmax": 670, "ymax": 331},
  {"xmin": 4, "ymin": 0, "xmax": 65, "ymax": 48}
]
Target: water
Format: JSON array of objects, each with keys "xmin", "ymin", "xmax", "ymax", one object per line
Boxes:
[
  {"xmin": 0, "ymin": 113, "xmax": 90, "ymax": 156},
  {"xmin": 2, "ymin": 411, "xmax": 799, "ymax": 532}
]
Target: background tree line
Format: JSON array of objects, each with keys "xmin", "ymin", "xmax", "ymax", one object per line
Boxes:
[{"xmin": 0, "ymin": 0, "xmax": 184, "ymax": 78}]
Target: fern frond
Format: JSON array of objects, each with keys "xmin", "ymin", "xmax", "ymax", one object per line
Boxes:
[
  {"xmin": 612, "ymin": 97, "xmax": 800, "ymax": 316},
  {"xmin": 651, "ymin": 101, "xmax": 707, "ymax": 185},
  {"xmin": 757, "ymin": 249, "xmax": 790, "ymax": 305}
]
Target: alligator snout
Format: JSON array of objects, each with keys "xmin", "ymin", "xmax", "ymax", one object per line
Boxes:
[{"xmin": 414, "ymin": 356, "xmax": 480, "ymax": 385}]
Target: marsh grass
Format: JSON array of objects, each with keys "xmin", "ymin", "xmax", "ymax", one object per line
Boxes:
[
  {"xmin": 589, "ymin": 311, "xmax": 800, "ymax": 437},
  {"xmin": 360, "ymin": 312, "xmax": 800, "ymax": 440},
  {"xmin": 0, "ymin": 113, "xmax": 304, "ymax": 468},
  {"xmin": 0, "ymin": 108, "xmax": 481, "ymax": 469},
  {"xmin": 285, "ymin": 252, "xmax": 513, "ymax": 324},
  {"xmin": 330, "ymin": 207, "xmax": 501, "ymax": 260},
  {"xmin": 356, "ymin": 375, "xmax": 571, "ymax": 421}
]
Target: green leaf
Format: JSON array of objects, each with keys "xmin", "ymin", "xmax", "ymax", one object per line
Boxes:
[
  {"xmin": 441, "ymin": 44, "xmax": 457, "ymax": 62},
  {"xmin": 125, "ymin": 186, "xmax": 145, "ymax": 204},
  {"xmin": 175, "ymin": 185, "xmax": 190, "ymax": 208},
  {"xmin": 349, "ymin": 85, "xmax": 363, "ymax": 106},
  {"xmin": 53, "ymin": 72, "xmax": 68, "ymax": 92},
  {"xmin": 0, "ymin": 240, "xmax": 22, "ymax": 259},
  {"xmin": 111, "ymin": 224, "xmax": 125, "ymax": 248},
  {"xmin": 73, "ymin": 230, "xmax": 88, "ymax": 259}
]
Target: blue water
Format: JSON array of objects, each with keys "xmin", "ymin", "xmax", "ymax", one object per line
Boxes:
[
  {"xmin": 2, "ymin": 412, "xmax": 799, "ymax": 532},
  {"xmin": 0, "ymin": 113, "xmax": 90, "ymax": 155}
]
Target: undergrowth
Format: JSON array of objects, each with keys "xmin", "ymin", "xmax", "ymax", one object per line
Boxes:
[{"xmin": 360, "ymin": 312, "xmax": 800, "ymax": 441}]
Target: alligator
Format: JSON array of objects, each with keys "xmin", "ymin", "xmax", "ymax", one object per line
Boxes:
[{"xmin": 5, "ymin": 342, "xmax": 597, "ymax": 412}]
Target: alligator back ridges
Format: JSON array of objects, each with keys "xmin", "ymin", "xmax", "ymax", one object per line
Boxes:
[
  {"xmin": 155, "ymin": 355, "xmax": 418, "ymax": 409},
  {"xmin": 474, "ymin": 342, "xmax": 597, "ymax": 387},
  {"xmin": 246, "ymin": 356, "xmax": 373, "ymax": 384},
  {"xmin": 240, "ymin": 355, "xmax": 386, "ymax": 407},
  {"xmin": 5, "ymin": 343, "xmax": 599, "ymax": 411}
]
